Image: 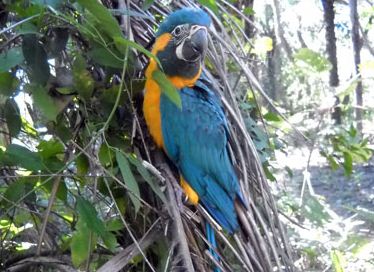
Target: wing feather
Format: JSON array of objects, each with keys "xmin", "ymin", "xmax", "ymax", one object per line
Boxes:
[{"xmin": 160, "ymin": 78, "xmax": 241, "ymax": 233}]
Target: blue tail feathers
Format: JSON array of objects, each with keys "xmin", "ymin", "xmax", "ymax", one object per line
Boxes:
[{"xmin": 206, "ymin": 222, "xmax": 221, "ymax": 272}]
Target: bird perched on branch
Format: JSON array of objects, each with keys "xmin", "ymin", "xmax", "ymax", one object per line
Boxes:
[{"xmin": 143, "ymin": 7, "xmax": 246, "ymax": 270}]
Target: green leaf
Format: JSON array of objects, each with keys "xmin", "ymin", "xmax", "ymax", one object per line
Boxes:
[
  {"xmin": 76, "ymin": 154, "xmax": 89, "ymax": 176},
  {"xmin": 2, "ymin": 180, "xmax": 26, "ymax": 209},
  {"xmin": 263, "ymin": 111, "xmax": 281, "ymax": 122},
  {"xmin": 302, "ymin": 194, "xmax": 331, "ymax": 226},
  {"xmin": 5, "ymin": 99, "xmax": 22, "ymax": 137},
  {"xmin": 197, "ymin": 0, "xmax": 218, "ymax": 14},
  {"xmin": 88, "ymin": 48, "xmax": 124, "ymax": 68},
  {"xmin": 32, "ymin": 0, "xmax": 63, "ymax": 9},
  {"xmin": 343, "ymin": 151, "xmax": 353, "ymax": 176},
  {"xmin": 127, "ymin": 155, "xmax": 167, "ymax": 205},
  {"xmin": 0, "ymin": 47, "xmax": 24, "ymax": 72},
  {"xmin": 42, "ymin": 178, "xmax": 67, "ymax": 201},
  {"xmin": 101, "ymin": 231, "xmax": 117, "ymax": 251},
  {"xmin": 152, "ymin": 70, "xmax": 181, "ymax": 109},
  {"xmin": 113, "ymin": 36, "xmax": 159, "ymax": 65},
  {"xmin": 0, "ymin": 72, "xmax": 19, "ymax": 96},
  {"xmin": 115, "ymin": 151, "xmax": 141, "ymax": 213},
  {"xmin": 22, "ymin": 34, "xmax": 50, "ymax": 86},
  {"xmin": 76, "ymin": 196, "xmax": 106, "ymax": 237},
  {"xmin": 16, "ymin": 22, "xmax": 39, "ymax": 35},
  {"xmin": 31, "ymin": 85, "xmax": 60, "ymax": 121},
  {"xmin": 330, "ymin": 250, "xmax": 345, "ymax": 272},
  {"xmin": 71, "ymin": 225, "xmax": 92, "ymax": 267},
  {"xmin": 142, "ymin": 0, "xmax": 154, "ymax": 10},
  {"xmin": 294, "ymin": 48, "xmax": 331, "ymax": 72},
  {"xmin": 243, "ymin": 7, "xmax": 255, "ymax": 16},
  {"xmin": 77, "ymin": 0, "xmax": 122, "ymax": 38},
  {"xmin": 2, "ymin": 144, "xmax": 44, "ymax": 171},
  {"xmin": 99, "ymin": 144, "xmax": 114, "ymax": 166},
  {"xmin": 106, "ymin": 219, "xmax": 124, "ymax": 231},
  {"xmin": 72, "ymin": 57, "xmax": 94, "ymax": 101},
  {"xmin": 76, "ymin": 196, "xmax": 117, "ymax": 250},
  {"xmin": 326, "ymin": 154, "xmax": 339, "ymax": 171},
  {"xmin": 37, "ymin": 139, "xmax": 64, "ymax": 159}
]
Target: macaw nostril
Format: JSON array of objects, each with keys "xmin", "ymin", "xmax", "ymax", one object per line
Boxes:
[{"xmin": 191, "ymin": 42, "xmax": 200, "ymax": 53}]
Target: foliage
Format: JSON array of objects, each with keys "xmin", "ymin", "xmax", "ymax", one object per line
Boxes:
[
  {"xmin": 1, "ymin": 0, "xmax": 374, "ymax": 271},
  {"xmin": 0, "ymin": 0, "xmax": 294, "ymax": 271}
]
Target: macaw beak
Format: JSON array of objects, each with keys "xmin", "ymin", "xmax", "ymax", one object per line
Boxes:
[{"xmin": 178, "ymin": 25, "xmax": 208, "ymax": 62}]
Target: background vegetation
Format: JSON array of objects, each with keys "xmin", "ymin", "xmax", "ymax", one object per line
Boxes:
[{"xmin": 0, "ymin": 0, "xmax": 373, "ymax": 271}]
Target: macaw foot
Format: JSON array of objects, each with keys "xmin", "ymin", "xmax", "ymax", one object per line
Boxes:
[{"xmin": 180, "ymin": 176, "xmax": 199, "ymax": 205}]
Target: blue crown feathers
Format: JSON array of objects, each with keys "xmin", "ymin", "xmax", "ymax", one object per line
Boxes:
[{"xmin": 156, "ymin": 8, "xmax": 211, "ymax": 37}]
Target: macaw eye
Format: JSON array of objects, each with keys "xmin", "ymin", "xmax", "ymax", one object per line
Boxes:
[{"xmin": 172, "ymin": 25, "xmax": 183, "ymax": 36}]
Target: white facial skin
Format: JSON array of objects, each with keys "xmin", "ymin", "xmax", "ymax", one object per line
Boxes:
[{"xmin": 174, "ymin": 25, "xmax": 208, "ymax": 62}]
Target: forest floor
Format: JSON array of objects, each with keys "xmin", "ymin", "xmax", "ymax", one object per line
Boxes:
[{"xmin": 274, "ymin": 147, "xmax": 374, "ymax": 272}]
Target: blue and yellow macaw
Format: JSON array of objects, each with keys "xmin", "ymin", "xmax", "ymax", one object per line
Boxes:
[{"xmin": 143, "ymin": 7, "xmax": 243, "ymax": 250}]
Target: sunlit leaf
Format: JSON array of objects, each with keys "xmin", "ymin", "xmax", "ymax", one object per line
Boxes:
[
  {"xmin": 294, "ymin": 48, "xmax": 331, "ymax": 72},
  {"xmin": 330, "ymin": 250, "xmax": 345, "ymax": 272},
  {"xmin": 116, "ymin": 151, "xmax": 141, "ymax": 213},
  {"xmin": 152, "ymin": 70, "xmax": 181, "ymax": 109},
  {"xmin": 252, "ymin": 36, "xmax": 273, "ymax": 56},
  {"xmin": 263, "ymin": 111, "xmax": 281, "ymax": 122},
  {"xmin": 243, "ymin": 7, "xmax": 255, "ymax": 16},
  {"xmin": 302, "ymin": 194, "xmax": 331, "ymax": 226},
  {"xmin": 343, "ymin": 151, "xmax": 353, "ymax": 176}
]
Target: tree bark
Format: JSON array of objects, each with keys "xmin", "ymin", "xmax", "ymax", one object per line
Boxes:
[
  {"xmin": 349, "ymin": 0, "xmax": 363, "ymax": 132},
  {"xmin": 323, "ymin": 0, "xmax": 341, "ymax": 124},
  {"xmin": 323, "ymin": 0, "xmax": 339, "ymax": 87},
  {"xmin": 272, "ymin": 0, "xmax": 293, "ymax": 60}
]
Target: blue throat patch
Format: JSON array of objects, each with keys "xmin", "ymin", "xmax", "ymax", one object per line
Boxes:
[{"xmin": 156, "ymin": 8, "xmax": 211, "ymax": 37}]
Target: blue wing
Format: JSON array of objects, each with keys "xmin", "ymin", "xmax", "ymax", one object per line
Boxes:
[{"xmin": 160, "ymin": 76, "xmax": 241, "ymax": 233}]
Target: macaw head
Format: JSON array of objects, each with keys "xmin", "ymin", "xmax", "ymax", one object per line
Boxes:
[{"xmin": 154, "ymin": 8, "xmax": 211, "ymax": 79}]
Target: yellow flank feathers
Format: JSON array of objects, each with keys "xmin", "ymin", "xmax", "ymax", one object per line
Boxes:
[
  {"xmin": 143, "ymin": 33, "xmax": 172, "ymax": 148},
  {"xmin": 181, "ymin": 176, "xmax": 199, "ymax": 204}
]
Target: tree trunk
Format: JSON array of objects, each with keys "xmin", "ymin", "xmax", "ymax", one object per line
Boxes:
[
  {"xmin": 264, "ymin": 4, "xmax": 278, "ymax": 101},
  {"xmin": 349, "ymin": 0, "xmax": 363, "ymax": 133},
  {"xmin": 272, "ymin": 0, "xmax": 293, "ymax": 60},
  {"xmin": 323, "ymin": 0, "xmax": 341, "ymax": 124}
]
